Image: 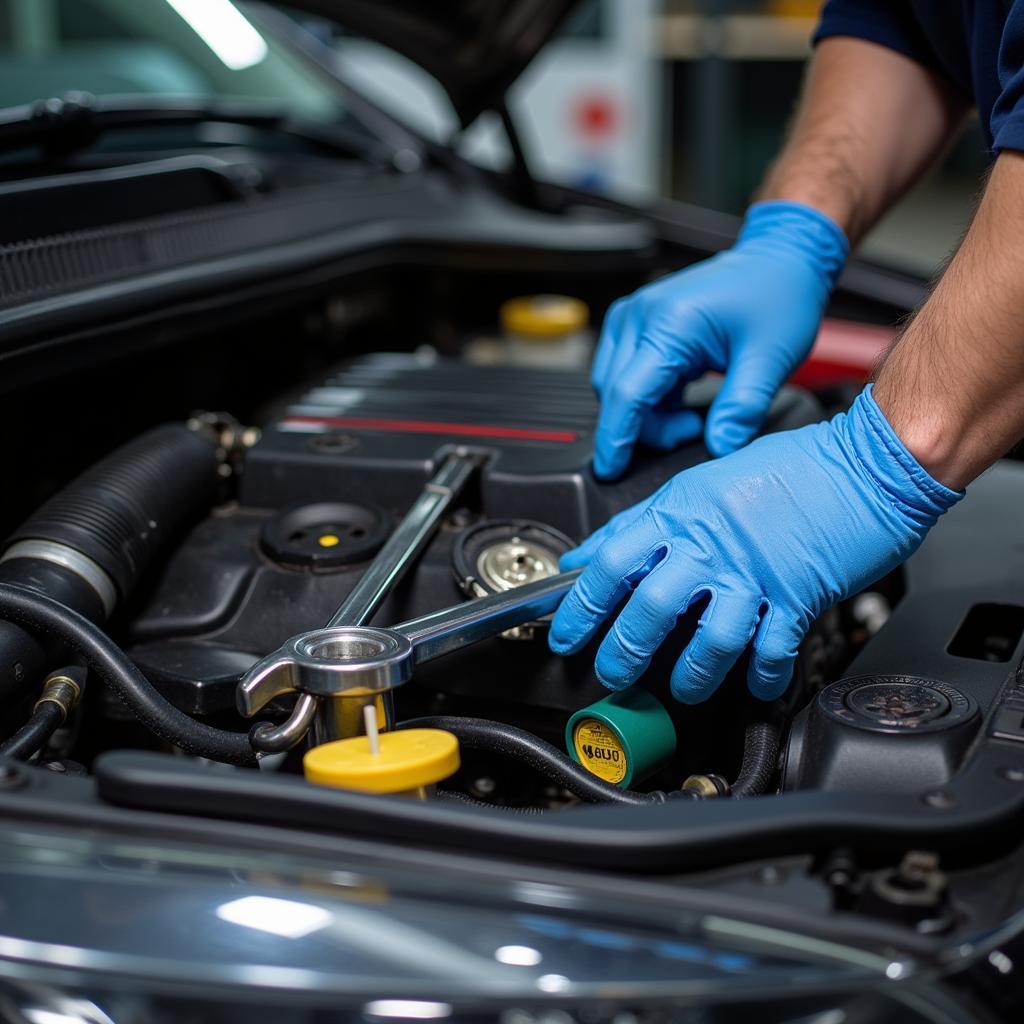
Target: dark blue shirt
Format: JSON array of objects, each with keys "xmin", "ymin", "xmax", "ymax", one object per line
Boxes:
[{"xmin": 815, "ymin": 1, "xmax": 1024, "ymax": 152}]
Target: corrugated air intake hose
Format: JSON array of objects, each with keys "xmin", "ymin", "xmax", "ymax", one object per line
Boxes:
[{"xmin": 0, "ymin": 423, "xmax": 220, "ymax": 705}]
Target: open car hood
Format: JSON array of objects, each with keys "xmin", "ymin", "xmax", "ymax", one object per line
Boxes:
[{"xmin": 271, "ymin": 0, "xmax": 582, "ymax": 126}]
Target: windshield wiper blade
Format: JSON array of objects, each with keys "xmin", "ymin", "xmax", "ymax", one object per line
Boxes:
[{"xmin": 0, "ymin": 92, "xmax": 390, "ymax": 163}]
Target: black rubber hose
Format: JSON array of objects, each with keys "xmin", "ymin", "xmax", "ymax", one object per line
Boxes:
[
  {"xmin": 399, "ymin": 715, "xmax": 671, "ymax": 805},
  {"xmin": 437, "ymin": 790, "xmax": 547, "ymax": 814},
  {"xmin": 730, "ymin": 720, "xmax": 781, "ymax": 798},
  {"xmin": 0, "ymin": 584, "xmax": 255, "ymax": 766},
  {"xmin": 0, "ymin": 701, "xmax": 62, "ymax": 761},
  {"xmin": 6, "ymin": 423, "xmax": 219, "ymax": 598},
  {"xmin": 0, "ymin": 423, "xmax": 220, "ymax": 705}
]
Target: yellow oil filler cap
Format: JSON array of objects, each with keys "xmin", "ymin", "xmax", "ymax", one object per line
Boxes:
[
  {"xmin": 566, "ymin": 689, "xmax": 676, "ymax": 788},
  {"xmin": 500, "ymin": 295, "xmax": 589, "ymax": 338},
  {"xmin": 304, "ymin": 709, "xmax": 460, "ymax": 798}
]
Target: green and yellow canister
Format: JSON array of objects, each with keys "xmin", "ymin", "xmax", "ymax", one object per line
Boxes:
[{"xmin": 566, "ymin": 688, "xmax": 677, "ymax": 788}]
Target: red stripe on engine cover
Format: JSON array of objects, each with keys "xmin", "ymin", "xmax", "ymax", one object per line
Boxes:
[{"xmin": 280, "ymin": 415, "xmax": 580, "ymax": 443}]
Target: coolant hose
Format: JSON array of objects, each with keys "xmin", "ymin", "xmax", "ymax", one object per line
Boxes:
[
  {"xmin": 730, "ymin": 719, "xmax": 782, "ymax": 798},
  {"xmin": 0, "ymin": 584, "xmax": 255, "ymax": 766},
  {"xmin": 399, "ymin": 715, "xmax": 679, "ymax": 805},
  {"xmin": 0, "ymin": 701, "xmax": 62, "ymax": 761}
]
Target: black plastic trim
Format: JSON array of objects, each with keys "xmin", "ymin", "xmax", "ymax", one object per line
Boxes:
[
  {"xmin": 0, "ymin": 761, "xmax": 967, "ymax": 962},
  {"xmin": 92, "ymin": 738, "xmax": 1024, "ymax": 873},
  {"xmin": 0, "ymin": 173, "xmax": 654, "ymax": 349}
]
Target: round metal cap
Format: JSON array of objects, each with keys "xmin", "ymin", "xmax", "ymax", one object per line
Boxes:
[
  {"xmin": 845, "ymin": 682, "xmax": 951, "ymax": 727},
  {"xmin": 818, "ymin": 675, "xmax": 977, "ymax": 734},
  {"xmin": 452, "ymin": 519, "xmax": 574, "ymax": 598}
]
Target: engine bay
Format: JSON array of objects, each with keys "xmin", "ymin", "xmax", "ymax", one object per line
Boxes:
[
  {"xmin": 0, "ymin": 10, "xmax": 1021, "ymax": 1009},
  {"xmin": 0, "ymin": 246, "xmax": 1019, "ymax": 968},
  {"xmin": 2, "ymin": 341, "xmax": 1022, "ymax": 819},
  {"xmin": 116, "ymin": 353, "xmax": 830, "ymax": 803}
]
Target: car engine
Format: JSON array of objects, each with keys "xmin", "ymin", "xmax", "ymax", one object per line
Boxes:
[
  {"xmin": 0, "ymin": 343, "xmax": 1022, "ymax": 837},
  {"xmin": 123, "ymin": 353, "xmax": 828, "ymax": 802}
]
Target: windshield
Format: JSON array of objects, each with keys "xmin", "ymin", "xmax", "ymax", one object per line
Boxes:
[{"xmin": 0, "ymin": 0, "xmax": 342, "ymax": 123}]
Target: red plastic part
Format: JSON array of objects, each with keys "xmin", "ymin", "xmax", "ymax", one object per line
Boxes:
[{"xmin": 790, "ymin": 317, "xmax": 894, "ymax": 389}]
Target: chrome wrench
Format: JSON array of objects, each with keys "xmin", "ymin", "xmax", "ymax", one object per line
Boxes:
[
  {"xmin": 246, "ymin": 450, "xmax": 480, "ymax": 752},
  {"xmin": 238, "ymin": 568, "xmax": 582, "ymax": 729}
]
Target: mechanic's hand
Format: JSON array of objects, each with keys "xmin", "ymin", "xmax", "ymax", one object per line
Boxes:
[
  {"xmin": 550, "ymin": 386, "xmax": 962, "ymax": 703},
  {"xmin": 591, "ymin": 200, "xmax": 849, "ymax": 479}
]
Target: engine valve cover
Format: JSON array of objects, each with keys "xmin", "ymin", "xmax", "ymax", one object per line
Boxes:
[{"xmin": 126, "ymin": 355, "xmax": 821, "ymax": 718}]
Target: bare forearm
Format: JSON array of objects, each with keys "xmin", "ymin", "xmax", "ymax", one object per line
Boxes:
[
  {"xmin": 873, "ymin": 152, "xmax": 1024, "ymax": 490},
  {"xmin": 760, "ymin": 37, "xmax": 967, "ymax": 244}
]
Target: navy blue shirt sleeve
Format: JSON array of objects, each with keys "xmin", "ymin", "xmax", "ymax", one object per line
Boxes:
[
  {"xmin": 813, "ymin": 0, "xmax": 943, "ymax": 76},
  {"xmin": 992, "ymin": 2, "xmax": 1024, "ymax": 152}
]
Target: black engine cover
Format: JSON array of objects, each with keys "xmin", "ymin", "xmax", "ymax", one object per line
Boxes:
[{"xmin": 127, "ymin": 354, "xmax": 821, "ymax": 723}]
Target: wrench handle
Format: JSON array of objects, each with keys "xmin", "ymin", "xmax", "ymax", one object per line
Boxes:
[
  {"xmin": 396, "ymin": 569, "xmax": 582, "ymax": 665},
  {"xmin": 327, "ymin": 453, "xmax": 479, "ymax": 629}
]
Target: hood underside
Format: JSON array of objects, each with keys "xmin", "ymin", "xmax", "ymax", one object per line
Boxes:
[{"xmin": 271, "ymin": 0, "xmax": 581, "ymax": 126}]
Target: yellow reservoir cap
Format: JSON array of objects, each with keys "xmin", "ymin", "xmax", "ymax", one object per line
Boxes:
[
  {"xmin": 303, "ymin": 729, "xmax": 460, "ymax": 794},
  {"xmin": 500, "ymin": 295, "xmax": 589, "ymax": 339}
]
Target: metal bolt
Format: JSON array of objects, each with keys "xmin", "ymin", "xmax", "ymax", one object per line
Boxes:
[
  {"xmin": 681, "ymin": 774, "xmax": 729, "ymax": 799},
  {"xmin": 309, "ymin": 433, "xmax": 358, "ymax": 455},
  {"xmin": 472, "ymin": 777, "xmax": 497, "ymax": 797}
]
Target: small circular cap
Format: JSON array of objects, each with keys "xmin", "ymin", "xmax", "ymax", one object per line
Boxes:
[
  {"xmin": 566, "ymin": 689, "xmax": 676, "ymax": 788},
  {"xmin": 304, "ymin": 729, "xmax": 460, "ymax": 794},
  {"xmin": 500, "ymin": 295, "xmax": 589, "ymax": 339},
  {"xmin": 261, "ymin": 502, "xmax": 389, "ymax": 569}
]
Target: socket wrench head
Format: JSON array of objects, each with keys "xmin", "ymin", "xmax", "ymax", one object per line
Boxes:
[
  {"xmin": 237, "ymin": 625, "xmax": 415, "ymax": 718},
  {"xmin": 294, "ymin": 626, "xmax": 415, "ymax": 695}
]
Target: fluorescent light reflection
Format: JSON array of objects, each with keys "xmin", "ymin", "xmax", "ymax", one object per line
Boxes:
[
  {"xmin": 364, "ymin": 1001, "xmax": 453, "ymax": 1019},
  {"xmin": 536, "ymin": 974, "xmax": 570, "ymax": 992},
  {"xmin": 23, "ymin": 1012, "xmax": 90, "ymax": 1024},
  {"xmin": 165, "ymin": 0, "xmax": 268, "ymax": 70},
  {"xmin": 495, "ymin": 944, "xmax": 543, "ymax": 966},
  {"xmin": 216, "ymin": 895, "xmax": 332, "ymax": 938}
]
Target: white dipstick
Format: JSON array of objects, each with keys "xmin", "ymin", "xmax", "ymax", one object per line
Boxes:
[{"xmin": 363, "ymin": 703, "xmax": 381, "ymax": 756}]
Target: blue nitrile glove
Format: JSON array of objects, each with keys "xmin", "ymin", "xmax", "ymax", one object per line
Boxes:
[
  {"xmin": 550, "ymin": 386, "xmax": 962, "ymax": 703},
  {"xmin": 591, "ymin": 200, "xmax": 849, "ymax": 479}
]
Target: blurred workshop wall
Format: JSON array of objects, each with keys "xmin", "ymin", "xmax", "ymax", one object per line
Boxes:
[
  {"xmin": 331, "ymin": 0, "xmax": 660, "ymax": 202},
  {"xmin": 328, "ymin": 0, "xmax": 988, "ymax": 277},
  {"xmin": 660, "ymin": 0, "xmax": 987, "ymax": 276}
]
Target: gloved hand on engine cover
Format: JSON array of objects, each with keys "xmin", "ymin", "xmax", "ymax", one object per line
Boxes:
[
  {"xmin": 591, "ymin": 199, "xmax": 849, "ymax": 479},
  {"xmin": 550, "ymin": 386, "xmax": 962, "ymax": 703}
]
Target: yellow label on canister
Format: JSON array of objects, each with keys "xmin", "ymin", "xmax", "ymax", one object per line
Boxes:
[{"xmin": 573, "ymin": 718, "xmax": 628, "ymax": 784}]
